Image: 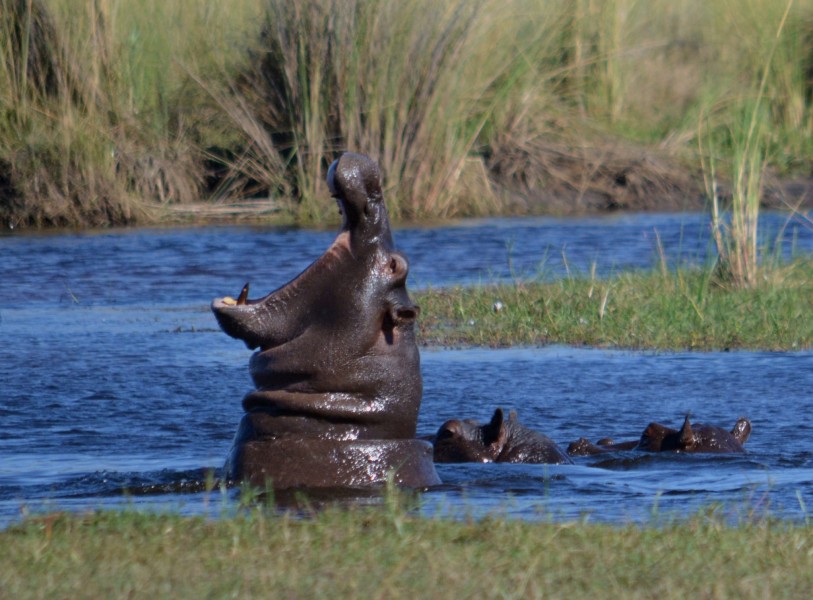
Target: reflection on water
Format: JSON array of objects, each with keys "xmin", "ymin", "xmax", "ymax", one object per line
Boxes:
[{"xmin": 1, "ymin": 213, "xmax": 811, "ymax": 527}]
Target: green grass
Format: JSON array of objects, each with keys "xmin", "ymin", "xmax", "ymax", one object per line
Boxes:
[
  {"xmin": 415, "ymin": 258, "xmax": 813, "ymax": 350},
  {"xmin": 2, "ymin": 506, "xmax": 812, "ymax": 598}
]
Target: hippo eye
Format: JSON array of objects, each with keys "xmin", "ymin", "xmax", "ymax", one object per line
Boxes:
[
  {"xmin": 436, "ymin": 428, "xmax": 455, "ymax": 440},
  {"xmin": 387, "ymin": 254, "xmax": 409, "ymax": 280}
]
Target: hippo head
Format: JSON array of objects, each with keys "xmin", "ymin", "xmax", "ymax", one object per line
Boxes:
[
  {"xmin": 432, "ymin": 410, "xmax": 508, "ymax": 463},
  {"xmin": 637, "ymin": 415, "xmax": 750, "ymax": 453},
  {"xmin": 433, "ymin": 408, "xmax": 573, "ymax": 464},
  {"xmin": 636, "ymin": 421, "xmax": 677, "ymax": 452},
  {"xmin": 212, "ymin": 152, "xmax": 413, "ymax": 351},
  {"xmin": 212, "ymin": 152, "xmax": 421, "ymax": 440},
  {"xmin": 326, "ymin": 153, "xmax": 393, "ymax": 250}
]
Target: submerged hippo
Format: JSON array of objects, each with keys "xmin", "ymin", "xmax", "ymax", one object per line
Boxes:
[
  {"xmin": 637, "ymin": 415, "xmax": 751, "ymax": 453},
  {"xmin": 567, "ymin": 437, "xmax": 638, "ymax": 457},
  {"xmin": 212, "ymin": 152, "xmax": 439, "ymax": 488},
  {"xmin": 433, "ymin": 408, "xmax": 573, "ymax": 465}
]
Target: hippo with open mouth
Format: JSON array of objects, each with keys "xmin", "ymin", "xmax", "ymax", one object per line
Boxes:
[{"xmin": 212, "ymin": 152, "xmax": 439, "ymax": 489}]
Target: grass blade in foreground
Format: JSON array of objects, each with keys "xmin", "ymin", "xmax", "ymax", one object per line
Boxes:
[{"xmin": 2, "ymin": 508, "xmax": 812, "ymax": 598}]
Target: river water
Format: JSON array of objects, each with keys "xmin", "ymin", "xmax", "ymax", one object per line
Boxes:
[{"xmin": 1, "ymin": 212, "xmax": 811, "ymax": 527}]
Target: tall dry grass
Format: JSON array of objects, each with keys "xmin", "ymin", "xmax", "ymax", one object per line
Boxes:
[
  {"xmin": 702, "ymin": 0, "xmax": 799, "ymax": 288},
  {"xmin": 0, "ymin": 0, "xmax": 263, "ymax": 228},
  {"xmin": 223, "ymin": 0, "xmax": 576, "ymax": 221},
  {"xmin": 3, "ymin": 0, "xmax": 813, "ymax": 228}
]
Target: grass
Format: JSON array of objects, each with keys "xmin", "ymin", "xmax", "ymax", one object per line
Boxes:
[
  {"xmin": 2, "ymin": 505, "xmax": 812, "ymax": 598},
  {"xmin": 415, "ymin": 257, "xmax": 813, "ymax": 350},
  {"xmin": 3, "ymin": 0, "xmax": 813, "ymax": 228},
  {"xmin": 702, "ymin": 0, "xmax": 797, "ymax": 289},
  {"xmin": 0, "ymin": 0, "xmax": 264, "ymax": 228}
]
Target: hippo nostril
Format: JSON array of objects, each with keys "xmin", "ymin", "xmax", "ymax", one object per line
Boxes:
[
  {"xmin": 436, "ymin": 428, "xmax": 455, "ymax": 440},
  {"xmin": 395, "ymin": 307, "xmax": 417, "ymax": 322}
]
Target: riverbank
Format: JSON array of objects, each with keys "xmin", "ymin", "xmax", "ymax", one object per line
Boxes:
[
  {"xmin": 415, "ymin": 257, "xmax": 813, "ymax": 350},
  {"xmin": 2, "ymin": 506, "xmax": 811, "ymax": 598},
  {"xmin": 4, "ymin": 0, "xmax": 813, "ymax": 228}
]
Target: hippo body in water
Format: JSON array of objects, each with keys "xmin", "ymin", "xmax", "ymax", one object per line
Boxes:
[
  {"xmin": 433, "ymin": 408, "xmax": 573, "ymax": 465},
  {"xmin": 568, "ymin": 415, "xmax": 751, "ymax": 456},
  {"xmin": 637, "ymin": 415, "xmax": 751, "ymax": 453},
  {"xmin": 212, "ymin": 153, "xmax": 439, "ymax": 488},
  {"xmin": 567, "ymin": 437, "xmax": 639, "ymax": 457}
]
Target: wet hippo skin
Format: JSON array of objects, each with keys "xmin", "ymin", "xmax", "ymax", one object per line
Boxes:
[
  {"xmin": 567, "ymin": 437, "xmax": 638, "ymax": 457},
  {"xmin": 212, "ymin": 152, "xmax": 440, "ymax": 488},
  {"xmin": 433, "ymin": 408, "xmax": 573, "ymax": 465},
  {"xmin": 568, "ymin": 415, "xmax": 751, "ymax": 456},
  {"xmin": 637, "ymin": 415, "xmax": 751, "ymax": 453}
]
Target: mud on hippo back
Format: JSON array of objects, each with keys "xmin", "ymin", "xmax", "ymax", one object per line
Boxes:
[{"xmin": 433, "ymin": 408, "xmax": 573, "ymax": 465}]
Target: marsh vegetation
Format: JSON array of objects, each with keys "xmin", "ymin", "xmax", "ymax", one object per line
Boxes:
[
  {"xmin": 416, "ymin": 257, "xmax": 813, "ymax": 349},
  {"xmin": 2, "ymin": 505, "xmax": 812, "ymax": 598},
  {"xmin": 3, "ymin": 0, "xmax": 813, "ymax": 229}
]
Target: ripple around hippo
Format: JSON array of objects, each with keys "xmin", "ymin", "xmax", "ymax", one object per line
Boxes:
[{"xmin": 212, "ymin": 152, "xmax": 440, "ymax": 489}]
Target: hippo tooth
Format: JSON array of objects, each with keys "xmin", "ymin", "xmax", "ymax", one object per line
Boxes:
[
  {"xmin": 221, "ymin": 296, "xmax": 237, "ymax": 306},
  {"xmin": 237, "ymin": 283, "xmax": 249, "ymax": 305}
]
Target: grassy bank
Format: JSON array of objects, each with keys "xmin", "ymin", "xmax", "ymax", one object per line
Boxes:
[
  {"xmin": 2, "ymin": 507, "xmax": 812, "ymax": 598},
  {"xmin": 415, "ymin": 257, "xmax": 813, "ymax": 350},
  {"xmin": 3, "ymin": 0, "xmax": 813, "ymax": 228}
]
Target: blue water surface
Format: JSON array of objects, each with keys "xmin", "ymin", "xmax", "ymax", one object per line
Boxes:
[{"xmin": 1, "ymin": 212, "xmax": 811, "ymax": 527}]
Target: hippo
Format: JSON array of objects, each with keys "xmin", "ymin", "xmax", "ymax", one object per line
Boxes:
[
  {"xmin": 567, "ymin": 437, "xmax": 638, "ymax": 457},
  {"xmin": 636, "ymin": 415, "xmax": 751, "ymax": 453},
  {"xmin": 212, "ymin": 152, "xmax": 440, "ymax": 488},
  {"xmin": 433, "ymin": 408, "xmax": 573, "ymax": 464}
]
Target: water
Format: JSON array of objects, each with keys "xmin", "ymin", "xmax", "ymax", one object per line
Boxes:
[{"xmin": 1, "ymin": 212, "xmax": 811, "ymax": 527}]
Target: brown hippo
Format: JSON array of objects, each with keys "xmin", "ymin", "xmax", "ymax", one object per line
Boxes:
[
  {"xmin": 212, "ymin": 152, "xmax": 439, "ymax": 489},
  {"xmin": 567, "ymin": 437, "xmax": 638, "ymax": 457},
  {"xmin": 636, "ymin": 415, "xmax": 751, "ymax": 453},
  {"xmin": 433, "ymin": 408, "xmax": 573, "ymax": 465}
]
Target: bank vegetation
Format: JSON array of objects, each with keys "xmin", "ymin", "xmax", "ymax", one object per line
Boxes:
[
  {"xmin": 2, "ymin": 0, "xmax": 813, "ymax": 229},
  {"xmin": 2, "ymin": 506, "xmax": 812, "ymax": 599},
  {"xmin": 416, "ymin": 256, "xmax": 813, "ymax": 349}
]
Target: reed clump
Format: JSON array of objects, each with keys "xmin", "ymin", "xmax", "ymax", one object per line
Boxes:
[
  {"xmin": 0, "ymin": 0, "xmax": 263, "ymax": 228},
  {"xmin": 3, "ymin": 0, "xmax": 813, "ymax": 228}
]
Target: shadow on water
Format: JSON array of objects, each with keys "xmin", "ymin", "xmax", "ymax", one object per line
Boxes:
[{"xmin": 1, "ymin": 213, "xmax": 812, "ymax": 527}]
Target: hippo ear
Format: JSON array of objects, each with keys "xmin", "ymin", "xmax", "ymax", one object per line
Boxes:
[
  {"xmin": 678, "ymin": 415, "xmax": 695, "ymax": 449},
  {"xmin": 483, "ymin": 408, "xmax": 508, "ymax": 456},
  {"xmin": 731, "ymin": 418, "xmax": 752, "ymax": 444}
]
